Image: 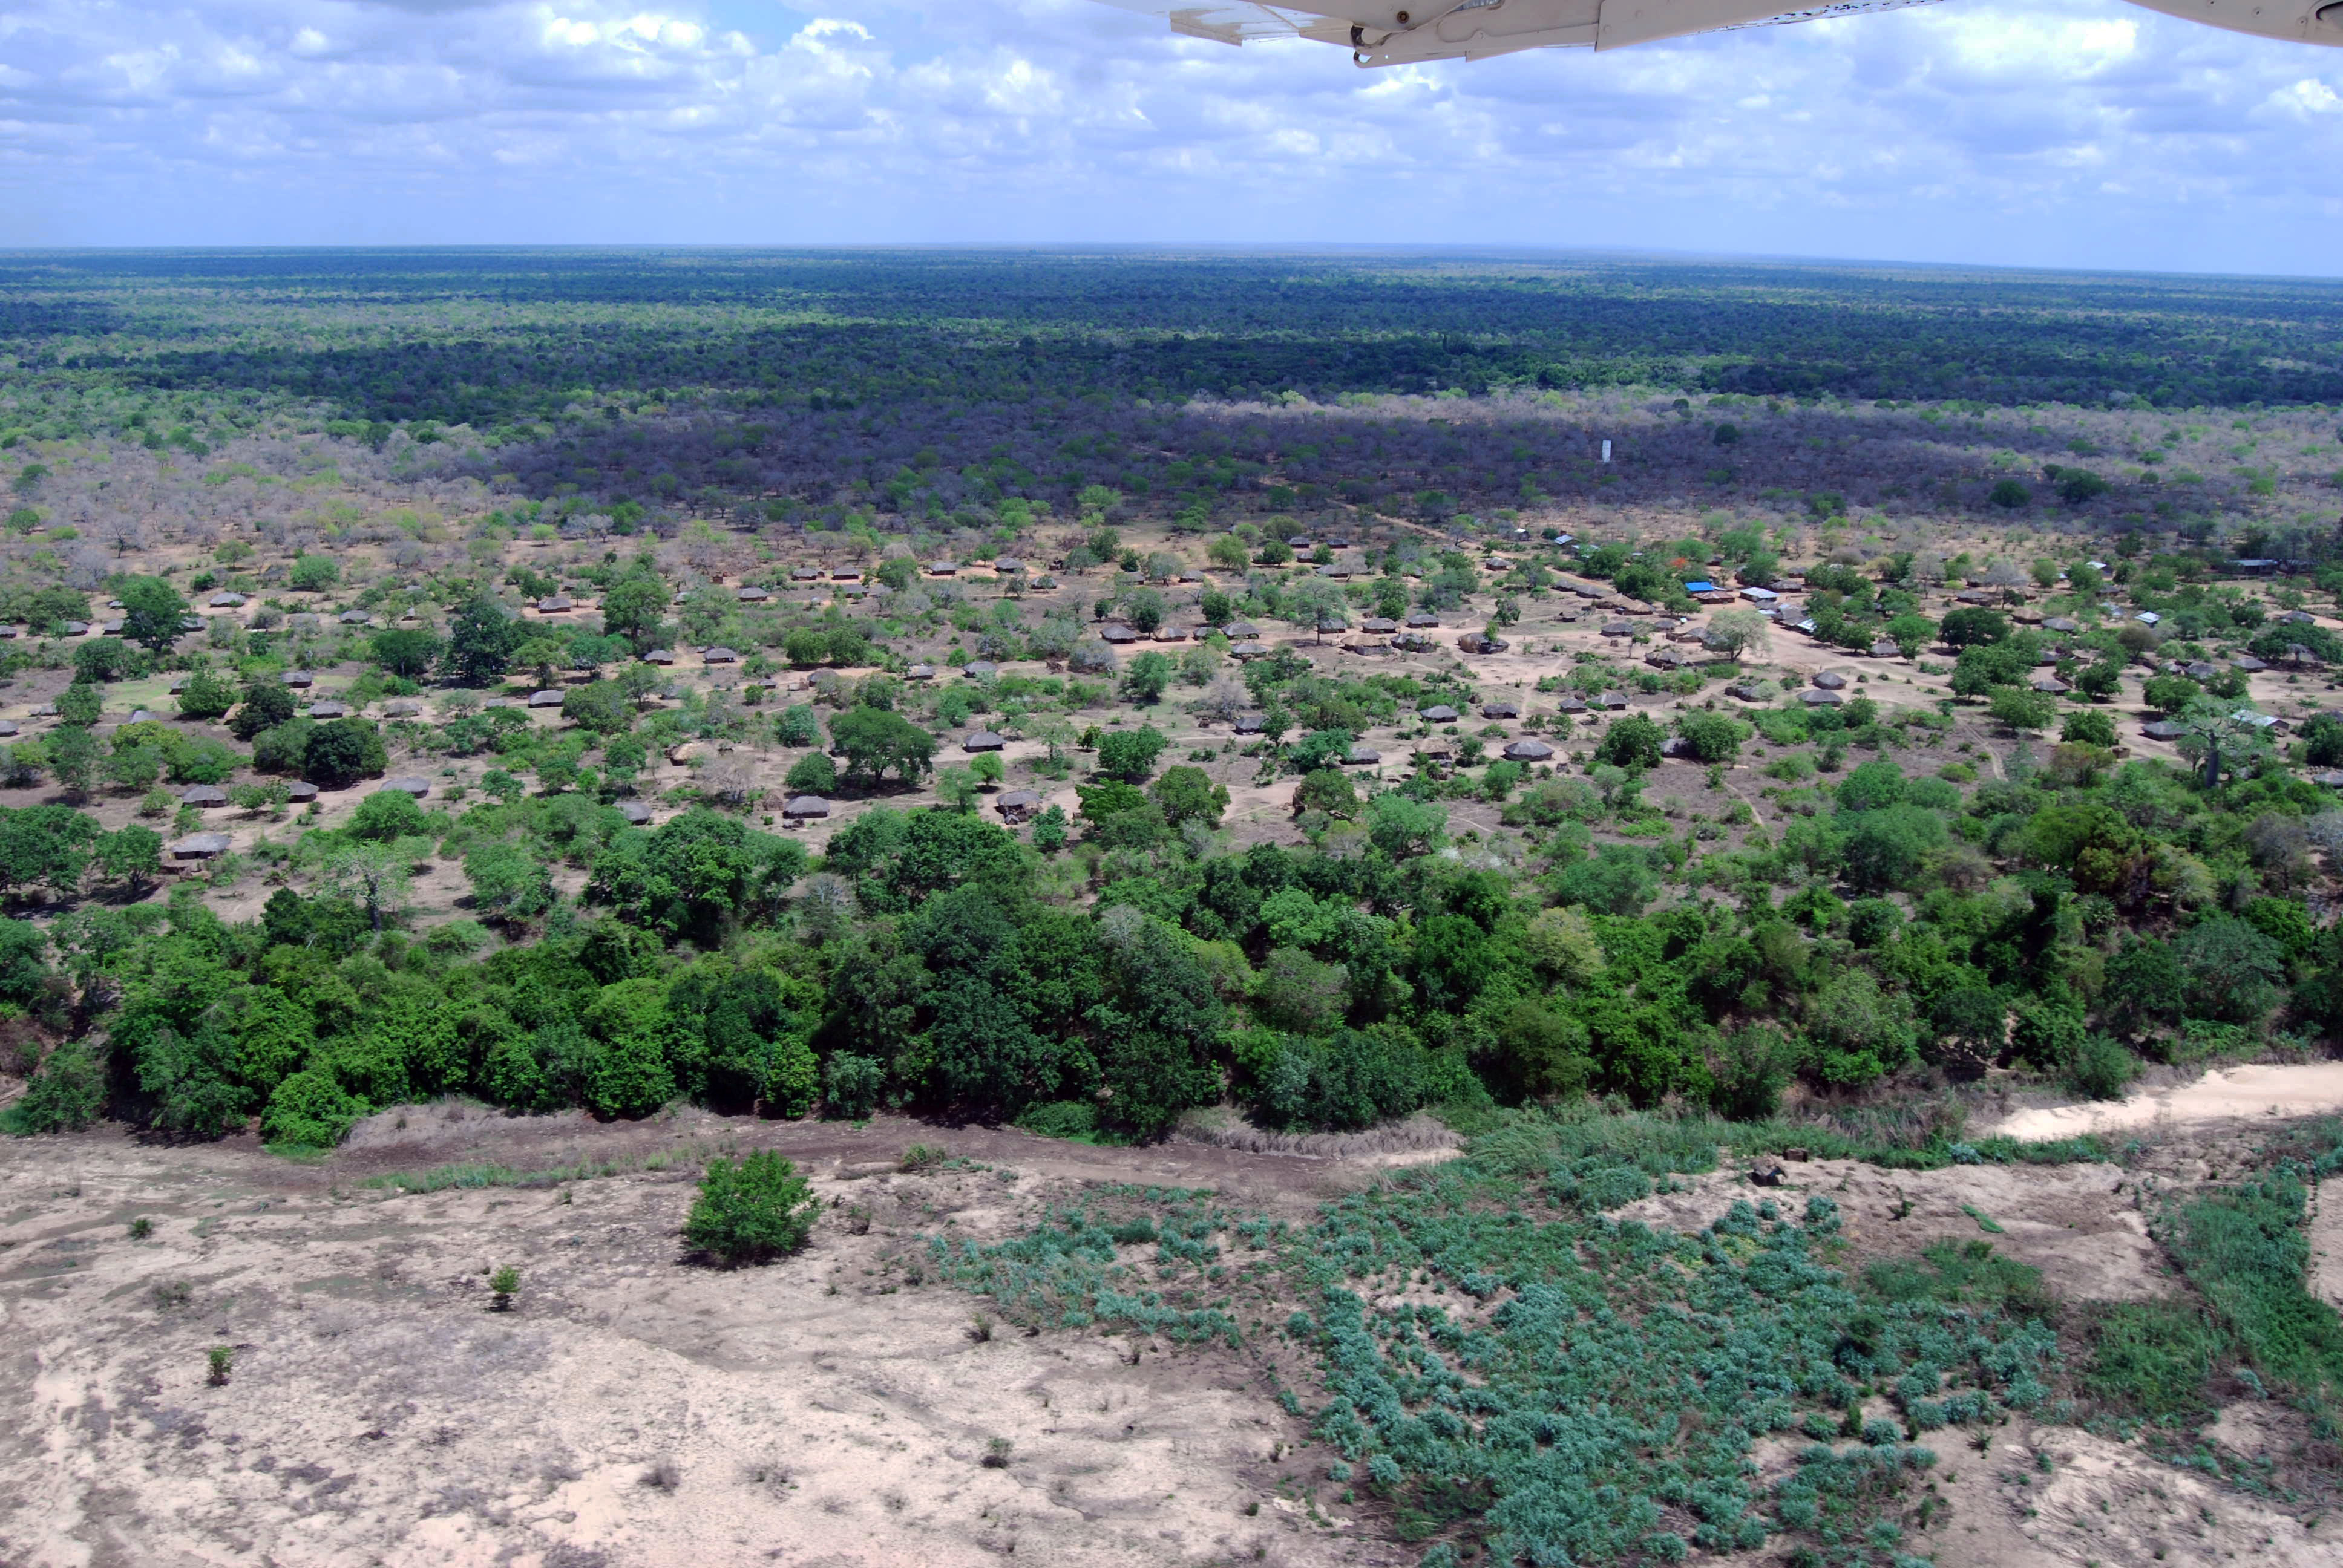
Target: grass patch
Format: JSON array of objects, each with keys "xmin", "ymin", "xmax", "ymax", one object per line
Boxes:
[
  {"xmin": 1011, "ymin": 1099, "xmax": 1132, "ymax": 1145},
  {"xmin": 932, "ymin": 1112, "xmax": 2062, "ymax": 1568},
  {"xmin": 1447, "ymin": 1100, "xmax": 2109, "ymax": 1176},
  {"xmin": 2077, "ymin": 1299, "xmax": 2224, "ymax": 1432},
  {"xmin": 1864, "ymin": 1238, "xmax": 2051, "ymax": 1319},
  {"xmin": 2163, "ymin": 1159, "xmax": 2343, "ymax": 1431},
  {"xmin": 357, "ymin": 1145, "xmax": 707, "ymax": 1194}
]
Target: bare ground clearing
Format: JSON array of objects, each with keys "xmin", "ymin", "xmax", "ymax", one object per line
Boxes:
[{"xmin": 7, "ymin": 1099, "xmax": 2343, "ymax": 1567}]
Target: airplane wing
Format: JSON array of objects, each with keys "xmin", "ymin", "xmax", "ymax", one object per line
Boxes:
[{"xmin": 1095, "ymin": 0, "xmax": 2336, "ymax": 65}]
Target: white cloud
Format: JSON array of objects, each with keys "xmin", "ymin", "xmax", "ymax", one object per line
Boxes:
[
  {"xmin": 2264, "ymin": 75, "xmax": 2343, "ymax": 116},
  {"xmin": 0, "ymin": 0, "xmax": 2339, "ymax": 269}
]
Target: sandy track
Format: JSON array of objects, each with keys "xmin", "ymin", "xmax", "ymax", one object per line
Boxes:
[{"xmin": 1988, "ymin": 1064, "xmax": 2343, "ymax": 1142}]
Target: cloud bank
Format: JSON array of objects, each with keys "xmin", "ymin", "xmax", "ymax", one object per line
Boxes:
[{"xmin": 1, "ymin": 0, "xmax": 2339, "ymax": 270}]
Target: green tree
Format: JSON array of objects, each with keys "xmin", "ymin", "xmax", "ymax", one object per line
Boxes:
[
  {"xmin": 119, "ymin": 577, "xmax": 191, "ymax": 655},
  {"xmin": 8, "ymin": 1040, "xmax": 104, "ymax": 1132},
  {"xmin": 93, "ymin": 825, "xmax": 162, "ymax": 892},
  {"xmin": 1120, "ymin": 651, "xmax": 1175, "ymax": 704},
  {"xmin": 1884, "ymin": 613, "xmax": 1936, "ymax": 658},
  {"xmin": 1804, "ymin": 970, "xmax": 1916, "ymax": 1085},
  {"xmin": 370, "ymin": 628, "xmax": 442, "ymax": 678},
  {"xmin": 0, "ymin": 805, "xmax": 99, "ymax": 895},
  {"xmin": 561, "ymin": 681, "xmax": 632, "ymax": 735},
  {"xmin": 1988, "ymin": 478, "xmax": 2031, "ymax": 509},
  {"xmin": 347, "ymin": 788, "xmax": 430, "ymax": 842},
  {"xmin": 2061, "ymin": 709, "xmax": 2117, "ymax": 748},
  {"xmin": 135, "ymin": 1019, "xmax": 246, "ymax": 1139},
  {"xmin": 2057, "ymin": 469, "xmax": 2112, "ymax": 505},
  {"xmin": 1841, "ymin": 804, "xmax": 1947, "ymax": 892},
  {"xmin": 304, "ymin": 720, "xmax": 387, "ymax": 786},
  {"xmin": 465, "ymin": 840, "xmax": 555, "ymax": 922},
  {"xmin": 1119, "ymin": 587, "xmax": 1167, "ymax": 633},
  {"xmin": 785, "ymin": 752, "xmax": 839, "ymax": 794},
  {"xmin": 1293, "ymin": 768, "xmax": 1358, "ymax": 818},
  {"xmin": 444, "ymin": 592, "xmax": 520, "ymax": 685},
  {"xmin": 2172, "ymin": 697, "xmax": 2275, "ymax": 790},
  {"xmin": 1939, "ymin": 607, "xmax": 2009, "ymax": 648},
  {"xmin": 935, "ymin": 763, "xmax": 989, "ymax": 814},
  {"xmin": 56, "ymin": 682, "xmax": 103, "ymax": 726},
  {"xmin": 1366, "ymin": 791, "xmax": 1445, "ymax": 859},
  {"xmin": 685, "ymin": 1151, "xmax": 819, "ymax": 1264},
  {"xmin": 2171, "ymin": 915, "xmax": 2286, "ymax": 1024},
  {"xmin": 1553, "ymin": 844, "xmax": 1658, "ymax": 914},
  {"xmin": 1151, "ymin": 765, "xmax": 1229, "ymax": 828},
  {"xmin": 1596, "ymin": 714, "xmax": 1665, "ymax": 769},
  {"xmin": 588, "ymin": 807, "xmax": 804, "ymax": 939},
  {"xmin": 1286, "ymin": 578, "xmax": 1346, "ymax": 642},
  {"xmin": 775, "ymin": 705, "xmax": 821, "ymax": 747},
  {"xmin": 829, "ymin": 707, "xmax": 936, "ymax": 787},
  {"xmin": 1988, "ymin": 687, "xmax": 2056, "ymax": 732},
  {"xmin": 45, "ymin": 727, "xmax": 99, "ymax": 799},
  {"xmin": 600, "ymin": 565, "xmax": 671, "ymax": 653},
  {"xmin": 1835, "ymin": 759, "xmax": 1907, "ymax": 811},
  {"xmin": 321, "ymin": 841, "xmax": 411, "ymax": 931},
  {"xmin": 175, "ymin": 667, "xmax": 235, "ymax": 721},
  {"xmin": 260, "ymin": 1068, "xmax": 364, "ymax": 1147},
  {"xmin": 1674, "ymin": 712, "xmax": 1743, "ymax": 765},
  {"xmin": 229, "ymin": 679, "xmax": 295, "ymax": 740},
  {"xmin": 288, "ymin": 554, "xmax": 340, "ymax": 591},
  {"xmin": 73, "ymin": 638, "xmax": 134, "ymax": 683},
  {"xmin": 1705, "ymin": 607, "xmax": 1771, "ymax": 662},
  {"xmin": 1095, "ymin": 726, "xmax": 1168, "ymax": 782},
  {"xmin": 2141, "ymin": 675, "xmax": 2200, "ymax": 715}
]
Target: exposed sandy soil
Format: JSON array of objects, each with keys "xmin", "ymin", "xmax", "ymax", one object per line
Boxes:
[
  {"xmin": 0, "ymin": 1110, "xmax": 1403, "ymax": 1568},
  {"xmin": 1614, "ymin": 1154, "xmax": 2175, "ymax": 1304},
  {"xmin": 1989, "ymin": 1063, "xmax": 2343, "ymax": 1142},
  {"xmin": 8, "ymin": 1101, "xmax": 2343, "ymax": 1568}
]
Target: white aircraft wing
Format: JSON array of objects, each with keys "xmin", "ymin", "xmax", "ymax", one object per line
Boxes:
[{"xmin": 1096, "ymin": 0, "xmax": 2338, "ymax": 65}]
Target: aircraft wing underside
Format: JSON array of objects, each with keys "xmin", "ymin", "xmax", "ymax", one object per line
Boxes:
[{"xmin": 1096, "ymin": 0, "xmax": 2342, "ymax": 66}]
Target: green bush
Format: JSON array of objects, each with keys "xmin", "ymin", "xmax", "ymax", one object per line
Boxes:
[
  {"xmin": 822, "ymin": 1052, "xmax": 885, "ymax": 1117},
  {"xmin": 2080, "ymin": 1300, "xmax": 2222, "ymax": 1428},
  {"xmin": 775, "ymin": 705, "xmax": 822, "ymax": 747},
  {"xmin": 1013, "ymin": 1099, "xmax": 1102, "ymax": 1140},
  {"xmin": 177, "ymin": 668, "xmax": 237, "ymax": 720},
  {"xmin": 56, "ymin": 682, "xmax": 103, "ymax": 725},
  {"xmin": 251, "ymin": 718, "xmax": 316, "ymax": 774},
  {"xmin": 2064, "ymin": 1034, "xmax": 2138, "ymax": 1100},
  {"xmin": 5, "ymin": 1041, "xmax": 105, "ymax": 1134},
  {"xmin": 288, "ymin": 554, "xmax": 340, "ymax": 591},
  {"xmin": 1095, "ymin": 725, "xmax": 1168, "ymax": 782},
  {"xmin": 260, "ymin": 1068, "xmax": 365, "ymax": 1148},
  {"xmin": 304, "ymin": 719, "xmax": 387, "ymax": 786},
  {"xmin": 684, "ymin": 1151, "xmax": 819, "ymax": 1264},
  {"xmin": 1594, "ymin": 714, "xmax": 1664, "ymax": 769},
  {"xmin": 347, "ymin": 788, "xmax": 431, "ymax": 842},
  {"xmin": 785, "ymin": 752, "xmax": 838, "ymax": 794}
]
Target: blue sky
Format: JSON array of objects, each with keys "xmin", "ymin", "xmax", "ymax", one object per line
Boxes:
[{"xmin": 2, "ymin": 0, "xmax": 2340, "ymax": 271}]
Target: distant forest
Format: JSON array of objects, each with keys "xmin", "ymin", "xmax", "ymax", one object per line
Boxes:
[{"xmin": 3, "ymin": 249, "xmax": 2342, "ymax": 429}]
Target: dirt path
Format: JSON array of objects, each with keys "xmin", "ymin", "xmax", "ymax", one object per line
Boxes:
[
  {"xmin": 1987, "ymin": 1063, "xmax": 2343, "ymax": 1142},
  {"xmin": 2313, "ymin": 1180, "xmax": 2343, "ymax": 1312}
]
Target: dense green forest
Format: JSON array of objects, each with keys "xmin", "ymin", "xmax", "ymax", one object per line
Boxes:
[{"xmin": 6, "ymin": 248, "xmax": 2343, "ymax": 426}]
